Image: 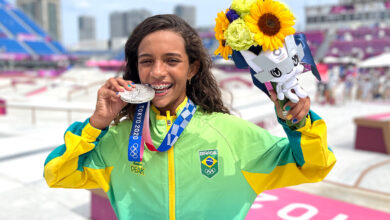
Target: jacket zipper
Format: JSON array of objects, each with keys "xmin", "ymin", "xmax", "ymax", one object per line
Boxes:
[{"xmin": 166, "ymin": 111, "xmax": 176, "ymax": 220}]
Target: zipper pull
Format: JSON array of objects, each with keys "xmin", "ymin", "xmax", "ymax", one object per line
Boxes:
[{"xmin": 166, "ymin": 111, "xmax": 172, "ymax": 126}]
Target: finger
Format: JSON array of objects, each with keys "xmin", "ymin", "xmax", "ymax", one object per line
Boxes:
[
  {"xmin": 269, "ymin": 90, "xmax": 286, "ymax": 119},
  {"xmin": 269, "ymin": 90, "xmax": 282, "ymax": 110},
  {"xmin": 101, "ymin": 87, "xmax": 121, "ymax": 99},
  {"xmin": 289, "ymin": 98, "xmax": 310, "ymax": 123},
  {"xmin": 283, "ymin": 100, "xmax": 297, "ymax": 121},
  {"xmin": 102, "ymin": 79, "xmax": 112, "ymax": 89},
  {"xmin": 288, "ymin": 98, "xmax": 305, "ymax": 119},
  {"xmin": 107, "ymin": 78, "xmax": 125, "ymax": 92},
  {"xmin": 282, "ymin": 102, "xmax": 293, "ymax": 112},
  {"xmin": 117, "ymin": 78, "xmax": 135, "ymax": 90},
  {"xmin": 127, "ymin": 80, "xmax": 136, "ymax": 88},
  {"xmin": 269, "ymin": 90, "xmax": 278, "ymax": 104},
  {"xmin": 110, "ymin": 95, "xmax": 123, "ymax": 103},
  {"xmin": 294, "ymin": 110, "xmax": 308, "ymax": 124},
  {"xmin": 282, "ymin": 102, "xmax": 293, "ymax": 119},
  {"xmin": 292, "ymin": 101, "xmax": 310, "ymax": 124}
]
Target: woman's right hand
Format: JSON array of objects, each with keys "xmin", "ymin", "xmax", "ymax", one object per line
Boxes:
[{"xmin": 89, "ymin": 78, "xmax": 135, "ymax": 129}]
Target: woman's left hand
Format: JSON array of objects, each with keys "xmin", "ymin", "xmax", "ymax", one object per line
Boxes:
[{"xmin": 269, "ymin": 90, "xmax": 311, "ymax": 124}]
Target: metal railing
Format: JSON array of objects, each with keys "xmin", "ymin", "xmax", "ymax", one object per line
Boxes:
[
  {"xmin": 0, "ymin": 102, "xmax": 94, "ymax": 125},
  {"xmin": 66, "ymin": 80, "xmax": 105, "ymax": 101}
]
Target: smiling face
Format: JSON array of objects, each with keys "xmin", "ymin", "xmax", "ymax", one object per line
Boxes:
[{"xmin": 137, "ymin": 30, "xmax": 198, "ymax": 114}]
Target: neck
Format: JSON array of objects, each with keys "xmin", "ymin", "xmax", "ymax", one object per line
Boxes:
[
  {"xmin": 155, "ymin": 96, "xmax": 187, "ymax": 116},
  {"xmin": 159, "ymin": 109, "xmax": 173, "ymax": 116}
]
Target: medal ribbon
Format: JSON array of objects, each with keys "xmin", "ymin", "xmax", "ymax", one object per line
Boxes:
[
  {"xmin": 127, "ymin": 102, "xmax": 148, "ymax": 162},
  {"xmin": 128, "ymin": 98, "xmax": 196, "ymax": 162}
]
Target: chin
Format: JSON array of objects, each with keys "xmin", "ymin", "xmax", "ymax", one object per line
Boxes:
[{"xmin": 151, "ymin": 99, "xmax": 168, "ymax": 111}]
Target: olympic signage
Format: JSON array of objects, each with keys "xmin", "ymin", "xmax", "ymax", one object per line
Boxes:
[{"xmin": 246, "ymin": 188, "xmax": 390, "ymax": 220}]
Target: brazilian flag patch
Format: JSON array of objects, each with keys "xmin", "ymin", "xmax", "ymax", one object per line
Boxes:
[{"xmin": 199, "ymin": 150, "xmax": 218, "ymax": 178}]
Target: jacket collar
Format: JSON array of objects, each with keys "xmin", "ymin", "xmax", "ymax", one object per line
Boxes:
[{"xmin": 151, "ymin": 97, "xmax": 188, "ymax": 120}]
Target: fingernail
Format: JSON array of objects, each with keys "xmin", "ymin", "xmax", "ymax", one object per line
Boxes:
[
  {"xmin": 131, "ymin": 82, "xmax": 135, "ymax": 85},
  {"xmin": 292, "ymin": 119, "xmax": 298, "ymax": 123},
  {"xmin": 285, "ymin": 106, "xmax": 291, "ymax": 111},
  {"xmin": 287, "ymin": 115, "xmax": 293, "ymax": 120},
  {"xmin": 116, "ymin": 92, "xmax": 119, "ymax": 95},
  {"xmin": 127, "ymin": 84, "xmax": 131, "ymax": 87}
]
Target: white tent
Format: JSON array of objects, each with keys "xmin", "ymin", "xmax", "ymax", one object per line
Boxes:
[
  {"xmin": 213, "ymin": 58, "xmax": 235, "ymax": 66},
  {"xmin": 323, "ymin": 56, "xmax": 358, "ymax": 64},
  {"xmin": 358, "ymin": 52, "xmax": 390, "ymax": 68}
]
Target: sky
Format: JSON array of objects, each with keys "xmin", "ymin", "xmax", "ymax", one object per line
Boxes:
[{"xmin": 8, "ymin": 0, "xmax": 339, "ymax": 46}]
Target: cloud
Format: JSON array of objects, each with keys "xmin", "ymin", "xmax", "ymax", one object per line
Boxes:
[{"xmin": 72, "ymin": 0, "xmax": 91, "ymax": 9}]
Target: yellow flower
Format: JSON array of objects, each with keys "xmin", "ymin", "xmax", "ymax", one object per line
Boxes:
[
  {"xmin": 214, "ymin": 9, "xmax": 232, "ymax": 60},
  {"xmin": 224, "ymin": 18, "xmax": 256, "ymax": 51},
  {"xmin": 245, "ymin": 0, "xmax": 295, "ymax": 51},
  {"xmin": 214, "ymin": 40, "xmax": 233, "ymax": 60},
  {"xmin": 231, "ymin": 0, "xmax": 257, "ymax": 16}
]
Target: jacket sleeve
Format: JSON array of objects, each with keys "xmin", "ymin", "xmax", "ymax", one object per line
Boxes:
[
  {"xmin": 43, "ymin": 118, "xmax": 114, "ymax": 192},
  {"xmin": 239, "ymin": 110, "xmax": 336, "ymax": 195}
]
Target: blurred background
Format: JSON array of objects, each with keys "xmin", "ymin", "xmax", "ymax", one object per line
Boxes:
[{"xmin": 1, "ymin": 0, "xmax": 390, "ymax": 219}]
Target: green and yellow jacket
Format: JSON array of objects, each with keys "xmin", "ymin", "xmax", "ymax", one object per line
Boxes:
[{"xmin": 44, "ymin": 97, "xmax": 336, "ymax": 220}]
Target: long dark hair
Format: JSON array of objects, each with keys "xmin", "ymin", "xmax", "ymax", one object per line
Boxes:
[{"xmin": 115, "ymin": 14, "xmax": 229, "ymax": 123}]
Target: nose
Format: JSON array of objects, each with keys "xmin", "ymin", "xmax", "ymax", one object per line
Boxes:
[{"xmin": 150, "ymin": 60, "xmax": 166, "ymax": 79}]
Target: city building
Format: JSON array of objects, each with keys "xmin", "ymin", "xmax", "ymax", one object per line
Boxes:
[
  {"xmin": 78, "ymin": 15, "xmax": 96, "ymax": 42},
  {"xmin": 109, "ymin": 11, "xmax": 125, "ymax": 39},
  {"xmin": 174, "ymin": 5, "xmax": 196, "ymax": 27},
  {"xmin": 109, "ymin": 9, "xmax": 151, "ymax": 39},
  {"xmin": 16, "ymin": 0, "xmax": 62, "ymax": 42}
]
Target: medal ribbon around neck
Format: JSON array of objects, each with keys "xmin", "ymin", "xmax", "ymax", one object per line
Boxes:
[{"xmin": 128, "ymin": 98, "xmax": 196, "ymax": 162}]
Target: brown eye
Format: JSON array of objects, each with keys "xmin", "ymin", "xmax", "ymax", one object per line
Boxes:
[
  {"xmin": 139, "ymin": 60, "xmax": 152, "ymax": 64},
  {"xmin": 167, "ymin": 59, "xmax": 180, "ymax": 65}
]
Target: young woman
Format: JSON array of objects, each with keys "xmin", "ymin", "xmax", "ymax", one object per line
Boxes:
[{"xmin": 44, "ymin": 14, "xmax": 336, "ymax": 220}]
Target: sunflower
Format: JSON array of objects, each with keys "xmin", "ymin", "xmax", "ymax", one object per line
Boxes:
[
  {"xmin": 214, "ymin": 9, "xmax": 232, "ymax": 60},
  {"xmin": 245, "ymin": 0, "xmax": 295, "ymax": 51},
  {"xmin": 214, "ymin": 40, "xmax": 233, "ymax": 60}
]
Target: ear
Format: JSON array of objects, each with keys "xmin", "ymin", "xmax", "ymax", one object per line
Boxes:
[{"xmin": 188, "ymin": 61, "xmax": 200, "ymax": 80}]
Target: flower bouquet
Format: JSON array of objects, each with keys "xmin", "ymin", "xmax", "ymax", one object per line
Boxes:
[{"xmin": 214, "ymin": 0, "xmax": 321, "ymax": 129}]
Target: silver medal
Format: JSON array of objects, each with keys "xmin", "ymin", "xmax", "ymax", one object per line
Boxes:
[{"xmin": 119, "ymin": 84, "xmax": 155, "ymax": 104}]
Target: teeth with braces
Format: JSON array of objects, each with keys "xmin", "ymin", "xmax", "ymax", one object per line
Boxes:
[{"xmin": 151, "ymin": 84, "xmax": 171, "ymax": 90}]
